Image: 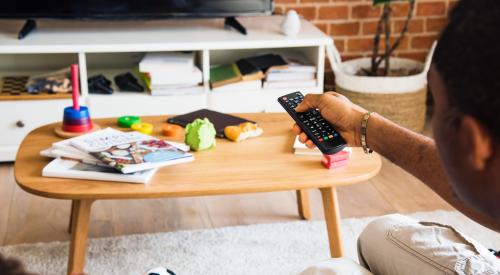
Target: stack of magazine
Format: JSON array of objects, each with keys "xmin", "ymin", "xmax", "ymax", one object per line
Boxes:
[{"xmin": 41, "ymin": 128, "xmax": 194, "ymax": 184}]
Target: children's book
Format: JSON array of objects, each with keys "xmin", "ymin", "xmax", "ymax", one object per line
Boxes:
[
  {"xmin": 70, "ymin": 128, "xmax": 193, "ymax": 174},
  {"xmin": 40, "ymin": 147, "xmax": 104, "ymax": 167},
  {"xmin": 42, "ymin": 158, "xmax": 157, "ymax": 184}
]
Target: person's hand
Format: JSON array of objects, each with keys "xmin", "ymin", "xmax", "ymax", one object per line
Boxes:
[{"xmin": 292, "ymin": 92, "xmax": 366, "ymax": 148}]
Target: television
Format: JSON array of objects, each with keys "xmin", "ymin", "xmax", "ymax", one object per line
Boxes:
[
  {"xmin": 1, "ymin": 0, "xmax": 273, "ymax": 19},
  {"xmin": 3, "ymin": 0, "xmax": 273, "ymax": 38}
]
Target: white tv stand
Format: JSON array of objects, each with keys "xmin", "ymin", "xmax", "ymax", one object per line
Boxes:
[{"xmin": 0, "ymin": 16, "xmax": 333, "ymax": 161}]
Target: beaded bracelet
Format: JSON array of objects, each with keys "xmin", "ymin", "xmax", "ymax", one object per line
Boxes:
[{"xmin": 361, "ymin": 112, "xmax": 374, "ymax": 154}]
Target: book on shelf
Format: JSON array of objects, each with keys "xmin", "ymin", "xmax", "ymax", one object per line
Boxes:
[
  {"xmin": 263, "ymin": 79, "xmax": 317, "ymax": 89},
  {"xmin": 150, "ymin": 85, "xmax": 205, "ymax": 96},
  {"xmin": 263, "ymin": 53, "xmax": 317, "ymax": 89},
  {"xmin": 139, "ymin": 52, "xmax": 195, "ymax": 75},
  {"xmin": 267, "ymin": 63, "xmax": 316, "ymax": 74},
  {"xmin": 70, "ymin": 128, "xmax": 193, "ymax": 174},
  {"xmin": 235, "ymin": 59, "xmax": 265, "ymax": 81},
  {"xmin": 211, "ymin": 79, "xmax": 262, "ymax": 93},
  {"xmin": 147, "ymin": 66, "xmax": 203, "ymax": 86},
  {"xmin": 265, "ymin": 72, "xmax": 315, "ymax": 82},
  {"xmin": 42, "ymin": 158, "xmax": 157, "ymax": 184},
  {"xmin": 244, "ymin": 53, "xmax": 288, "ymax": 72},
  {"xmin": 209, "ymin": 63, "xmax": 242, "ymax": 88}
]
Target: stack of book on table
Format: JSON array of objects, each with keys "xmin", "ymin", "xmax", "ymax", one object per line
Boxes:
[
  {"xmin": 139, "ymin": 52, "xmax": 203, "ymax": 96},
  {"xmin": 263, "ymin": 54, "xmax": 317, "ymax": 89},
  {"xmin": 41, "ymin": 128, "xmax": 194, "ymax": 184}
]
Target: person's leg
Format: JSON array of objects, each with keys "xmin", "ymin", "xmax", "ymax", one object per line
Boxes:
[
  {"xmin": 357, "ymin": 214, "xmax": 500, "ymax": 275},
  {"xmin": 300, "ymin": 258, "xmax": 373, "ymax": 275}
]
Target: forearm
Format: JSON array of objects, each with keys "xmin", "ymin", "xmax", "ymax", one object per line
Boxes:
[
  {"xmin": 366, "ymin": 113, "xmax": 500, "ymax": 231},
  {"xmin": 366, "ymin": 113, "xmax": 454, "ymax": 200}
]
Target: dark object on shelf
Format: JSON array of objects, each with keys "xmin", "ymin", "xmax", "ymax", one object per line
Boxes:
[
  {"xmin": 167, "ymin": 109, "xmax": 255, "ymax": 138},
  {"xmin": 18, "ymin": 19, "xmax": 37, "ymax": 40},
  {"xmin": 224, "ymin": 17, "xmax": 247, "ymax": 35},
  {"xmin": 235, "ymin": 59, "xmax": 259, "ymax": 75},
  {"xmin": 114, "ymin": 72, "xmax": 144, "ymax": 92},
  {"xmin": 244, "ymin": 53, "xmax": 288, "ymax": 72},
  {"xmin": 1, "ymin": 76, "xmax": 29, "ymax": 95},
  {"xmin": 26, "ymin": 75, "xmax": 71, "ymax": 94},
  {"xmin": 88, "ymin": 74, "xmax": 113, "ymax": 94}
]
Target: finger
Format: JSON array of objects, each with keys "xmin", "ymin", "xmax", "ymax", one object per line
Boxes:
[
  {"xmin": 324, "ymin": 91, "xmax": 340, "ymax": 97},
  {"xmin": 292, "ymin": 124, "xmax": 302, "ymax": 135},
  {"xmin": 295, "ymin": 94, "xmax": 321, "ymax": 113},
  {"xmin": 305, "ymin": 140, "xmax": 316, "ymax": 149},
  {"xmin": 299, "ymin": 132, "xmax": 308, "ymax": 143}
]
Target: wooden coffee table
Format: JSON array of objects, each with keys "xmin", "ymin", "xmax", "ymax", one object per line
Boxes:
[{"xmin": 14, "ymin": 113, "xmax": 381, "ymax": 275}]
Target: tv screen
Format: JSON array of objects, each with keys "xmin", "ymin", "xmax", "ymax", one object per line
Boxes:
[{"xmin": 1, "ymin": 0, "xmax": 273, "ymax": 19}]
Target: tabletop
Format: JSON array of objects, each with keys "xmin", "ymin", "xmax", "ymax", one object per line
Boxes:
[{"xmin": 14, "ymin": 113, "xmax": 381, "ymax": 200}]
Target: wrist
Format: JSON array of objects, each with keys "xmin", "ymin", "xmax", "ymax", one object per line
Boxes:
[
  {"xmin": 360, "ymin": 112, "xmax": 376, "ymax": 153},
  {"xmin": 350, "ymin": 107, "xmax": 366, "ymax": 147}
]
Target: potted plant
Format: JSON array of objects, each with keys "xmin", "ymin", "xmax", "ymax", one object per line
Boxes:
[{"xmin": 327, "ymin": 0, "xmax": 435, "ymax": 132}]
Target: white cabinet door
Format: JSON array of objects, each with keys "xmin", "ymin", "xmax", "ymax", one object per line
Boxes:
[{"xmin": 0, "ymin": 99, "xmax": 71, "ymax": 161}]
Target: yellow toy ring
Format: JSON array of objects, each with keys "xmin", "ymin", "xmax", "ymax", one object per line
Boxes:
[{"xmin": 131, "ymin": 122, "xmax": 154, "ymax": 135}]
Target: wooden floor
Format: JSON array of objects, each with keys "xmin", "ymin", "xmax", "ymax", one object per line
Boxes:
[{"xmin": 0, "ymin": 154, "xmax": 453, "ymax": 247}]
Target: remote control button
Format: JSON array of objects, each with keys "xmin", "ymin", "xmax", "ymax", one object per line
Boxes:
[{"xmin": 319, "ymin": 138, "xmax": 323, "ymax": 142}]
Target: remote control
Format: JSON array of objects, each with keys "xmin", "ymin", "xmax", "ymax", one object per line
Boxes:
[{"xmin": 278, "ymin": 92, "xmax": 346, "ymax": 155}]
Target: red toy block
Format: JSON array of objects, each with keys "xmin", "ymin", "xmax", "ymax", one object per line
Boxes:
[
  {"xmin": 323, "ymin": 150, "xmax": 350, "ymax": 163},
  {"xmin": 322, "ymin": 159, "xmax": 349, "ymax": 169},
  {"xmin": 321, "ymin": 149, "xmax": 351, "ymax": 169}
]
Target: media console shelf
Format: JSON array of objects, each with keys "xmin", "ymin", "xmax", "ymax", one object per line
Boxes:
[{"xmin": 0, "ymin": 16, "xmax": 333, "ymax": 161}]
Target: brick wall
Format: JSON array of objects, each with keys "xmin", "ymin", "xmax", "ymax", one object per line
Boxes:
[{"xmin": 274, "ymin": 0, "xmax": 457, "ymax": 62}]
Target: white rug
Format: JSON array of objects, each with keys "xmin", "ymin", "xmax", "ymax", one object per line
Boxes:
[{"xmin": 1, "ymin": 210, "xmax": 499, "ymax": 275}]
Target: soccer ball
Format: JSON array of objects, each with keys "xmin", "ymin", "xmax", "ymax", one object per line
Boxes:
[{"xmin": 144, "ymin": 266, "xmax": 176, "ymax": 275}]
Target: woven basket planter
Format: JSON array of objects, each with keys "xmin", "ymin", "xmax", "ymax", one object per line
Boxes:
[{"xmin": 326, "ymin": 43, "xmax": 436, "ymax": 132}]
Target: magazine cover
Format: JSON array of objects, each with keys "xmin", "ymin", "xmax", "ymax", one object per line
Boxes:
[
  {"xmin": 42, "ymin": 158, "xmax": 157, "ymax": 184},
  {"xmin": 90, "ymin": 139, "xmax": 193, "ymax": 174}
]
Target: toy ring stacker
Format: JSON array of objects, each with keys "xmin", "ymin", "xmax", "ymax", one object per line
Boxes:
[
  {"xmin": 118, "ymin": 116, "xmax": 141, "ymax": 128},
  {"xmin": 131, "ymin": 122, "xmax": 154, "ymax": 135},
  {"xmin": 162, "ymin": 123, "xmax": 183, "ymax": 138}
]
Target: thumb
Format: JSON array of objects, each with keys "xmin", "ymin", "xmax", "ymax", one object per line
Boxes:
[{"xmin": 295, "ymin": 94, "xmax": 321, "ymax": 112}]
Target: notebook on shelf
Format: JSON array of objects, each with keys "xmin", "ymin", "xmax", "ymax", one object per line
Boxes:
[{"xmin": 209, "ymin": 63, "xmax": 242, "ymax": 88}]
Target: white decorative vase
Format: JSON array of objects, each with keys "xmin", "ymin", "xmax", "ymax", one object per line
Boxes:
[{"xmin": 281, "ymin": 10, "xmax": 301, "ymax": 36}]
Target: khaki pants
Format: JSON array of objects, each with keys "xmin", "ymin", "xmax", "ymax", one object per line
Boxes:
[{"xmin": 301, "ymin": 214, "xmax": 500, "ymax": 275}]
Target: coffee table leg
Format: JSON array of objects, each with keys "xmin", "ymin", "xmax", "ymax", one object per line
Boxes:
[
  {"xmin": 296, "ymin": 189, "xmax": 311, "ymax": 220},
  {"xmin": 67, "ymin": 200, "xmax": 93, "ymax": 275},
  {"xmin": 68, "ymin": 200, "xmax": 76, "ymax": 234},
  {"xmin": 320, "ymin": 187, "xmax": 344, "ymax": 258}
]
